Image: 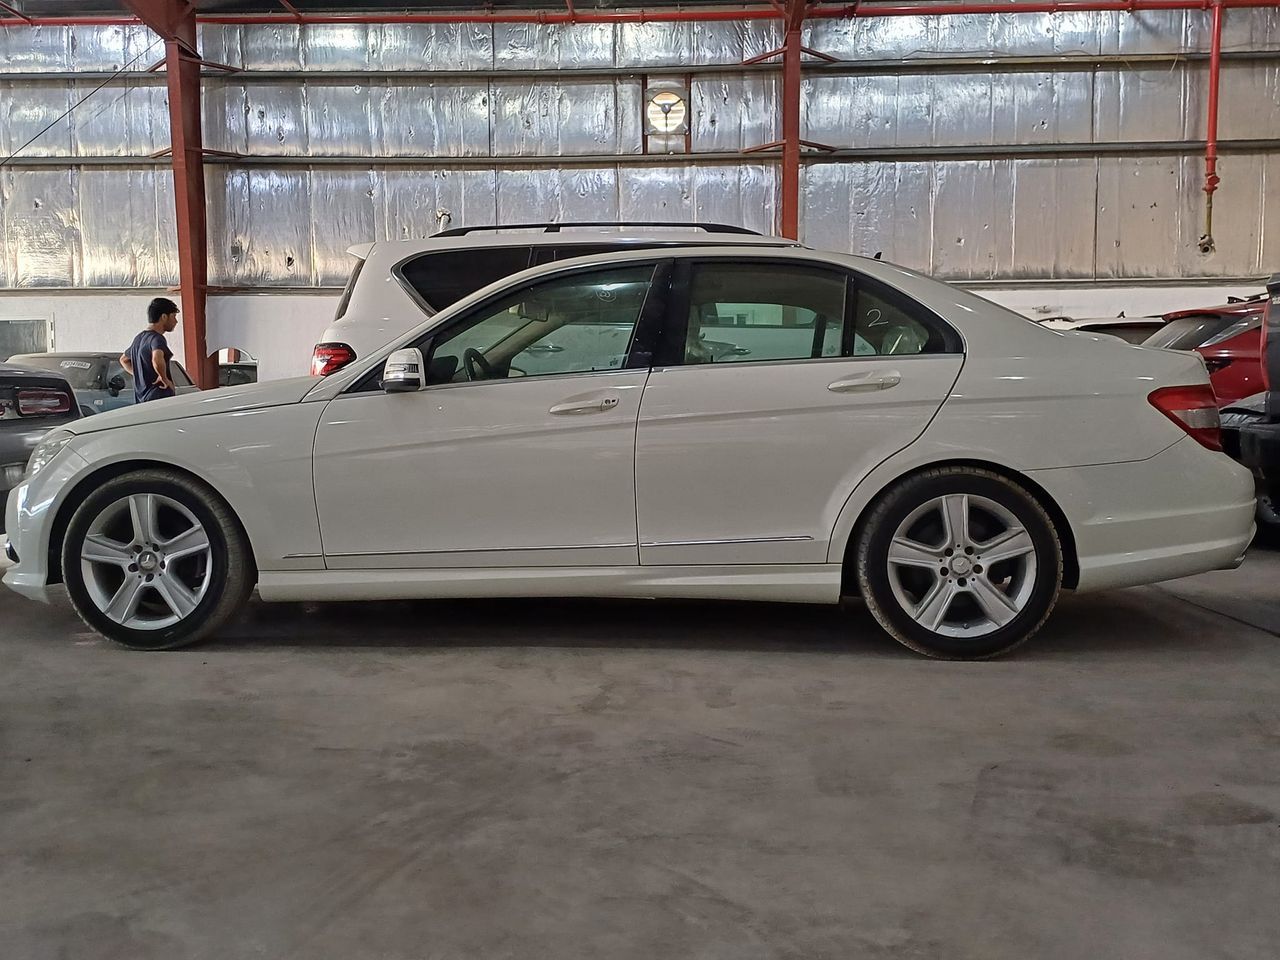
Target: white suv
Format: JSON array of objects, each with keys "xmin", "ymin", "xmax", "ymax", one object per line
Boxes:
[{"xmin": 311, "ymin": 222, "xmax": 799, "ymax": 376}]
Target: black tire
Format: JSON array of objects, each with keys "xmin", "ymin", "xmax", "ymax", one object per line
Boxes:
[
  {"xmin": 1256, "ymin": 493, "xmax": 1280, "ymax": 548},
  {"xmin": 854, "ymin": 467, "xmax": 1063, "ymax": 660},
  {"xmin": 61, "ymin": 469, "xmax": 254, "ymax": 650}
]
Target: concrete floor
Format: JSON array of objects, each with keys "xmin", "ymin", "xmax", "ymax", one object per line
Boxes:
[{"xmin": 1, "ymin": 550, "xmax": 1278, "ymax": 960}]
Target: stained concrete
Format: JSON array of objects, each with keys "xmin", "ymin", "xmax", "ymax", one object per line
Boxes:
[{"xmin": 1, "ymin": 549, "xmax": 1278, "ymax": 960}]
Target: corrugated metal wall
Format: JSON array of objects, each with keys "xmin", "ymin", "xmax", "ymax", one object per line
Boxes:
[{"xmin": 1, "ymin": 12, "xmax": 1278, "ymax": 288}]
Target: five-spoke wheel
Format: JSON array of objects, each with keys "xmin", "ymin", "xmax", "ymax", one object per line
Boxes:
[
  {"xmin": 62, "ymin": 470, "xmax": 254, "ymax": 650},
  {"xmin": 856, "ymin": 468, "xmax": 1062, "ymax": 659},
  {"xmin": 79, "ymin": 493, "xmax": 213, "ymax": 630}
]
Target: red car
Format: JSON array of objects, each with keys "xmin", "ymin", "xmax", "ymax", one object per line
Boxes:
[{"xmin": 1142, "ymin": 295, "xmax": 1266, "ymax": 405}]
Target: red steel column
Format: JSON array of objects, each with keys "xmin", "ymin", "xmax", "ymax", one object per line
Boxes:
[
  {"xmin": 124, "ymin": 0, "xmax": 216, "ymax": 388},
  {"xmin": 780, "ymin": 0, "xmax": 808, "ymax": 239}
]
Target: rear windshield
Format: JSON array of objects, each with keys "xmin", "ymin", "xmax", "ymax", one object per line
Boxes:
[
  {"xmin": 10, "ymin": 356, "xmax": 108, "ymax": 390},
  {"xmin": 398, "ymin": 247, "xmax": 534, "ymax": 313},
  {"xmin": 1143, "ymin": 315, "xmax": 1238, "ymax": 351}
]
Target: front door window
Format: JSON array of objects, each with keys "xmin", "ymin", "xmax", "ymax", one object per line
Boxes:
[{"xmin": 426, "ymin": 265, "xmax": 657, "ymax": 384}]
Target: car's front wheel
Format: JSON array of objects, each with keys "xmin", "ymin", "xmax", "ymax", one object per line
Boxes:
[
  {"xmin": 61, "ymin": 469, "xmax": 253, "ymax": 650},
  {"xmin": 855, "ymin": 467, "xmax": 1063, "ymax": 659}
]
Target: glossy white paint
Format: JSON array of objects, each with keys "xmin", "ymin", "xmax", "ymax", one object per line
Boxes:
[
  {"xmin": 313, "ymin": 371, "xmax": 649, "ymax": 566},
  {"xmin": 3, "ymin": 246, "xmax": 1257, "ymax": 618},
  {"xmin": 1028, "ymin": 438, "xmax": 1255, "ymax": 590},
  {"xmin": 635, "ymin": 356, "xmax": 962, "ymax": 566}
]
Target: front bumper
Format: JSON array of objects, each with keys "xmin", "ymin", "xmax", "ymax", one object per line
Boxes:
[{"xmin": 3, "ymin": 448, "xmax": 90, "ymax": 604}]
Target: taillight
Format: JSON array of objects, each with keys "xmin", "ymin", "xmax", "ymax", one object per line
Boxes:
[
  {"xmin": 311, "ymin": 342, "xmax": 356, "ymax": 377},
  {"xmin": 17, "ymin": 388, "xmax": 72, "ymax": 416},
  {"xmin": 1148, "ymin": 384, "xmax": 1222, "ymax": 451}
]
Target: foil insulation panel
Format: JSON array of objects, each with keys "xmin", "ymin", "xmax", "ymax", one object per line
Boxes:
[{"xmin": 2, "ymin": 14, "xmax": 1278, "ymax": 288}]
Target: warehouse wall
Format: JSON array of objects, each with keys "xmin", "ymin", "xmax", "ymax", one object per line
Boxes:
[{"xmin": 0, "ymin": 11, "xmax": 1278, "ymax": 374}]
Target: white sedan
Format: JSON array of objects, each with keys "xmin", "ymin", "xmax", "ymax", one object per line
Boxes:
[{"xmin": 3, "ymin": 248, "xmax": 1256, "ymax": 659}]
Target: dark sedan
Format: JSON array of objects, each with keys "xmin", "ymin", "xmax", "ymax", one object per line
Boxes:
[
  {"xmin": 0, "ymin": 363, "xmax": 81, "ymax": 533},
  {"xmin": 8, "ymin": 352, "xmax": 198, "ymax": 416}
]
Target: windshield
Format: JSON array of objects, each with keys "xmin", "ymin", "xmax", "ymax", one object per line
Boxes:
[
  {"xmin": 1143, "ymin": 315, "xmax": 1236, "ymax": 351},
  {"xmin": 10, "ymin": 355, "xmax": 111, "ymax": 390}
]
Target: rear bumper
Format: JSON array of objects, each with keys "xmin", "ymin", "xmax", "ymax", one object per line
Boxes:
[{"xmin": 1029, "ymin": 437, "xmax": 1256, "ymax": 592}]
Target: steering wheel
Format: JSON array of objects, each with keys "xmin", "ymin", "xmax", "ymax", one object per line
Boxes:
[{"xmin": 462, "ymin": 347, "xmax": 497, "ymax": 382}]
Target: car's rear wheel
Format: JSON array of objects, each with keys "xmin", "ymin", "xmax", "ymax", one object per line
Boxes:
[
  {"xmin": 855, "ymin": 467, "xmax": 1063, "ymax": 659},
  {"xmin": 61, "ymin": 470, "xmax": 253, "ymax": 650}
]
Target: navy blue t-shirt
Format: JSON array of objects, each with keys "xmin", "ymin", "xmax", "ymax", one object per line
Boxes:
[{"xmin": 127, "ymin": 329, "xmax": 175, "ymax": 403}]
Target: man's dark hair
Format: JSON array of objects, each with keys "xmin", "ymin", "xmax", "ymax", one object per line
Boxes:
[{"xmin": 148, "ymin": 297, "xmax": 179, "ymax": 325}]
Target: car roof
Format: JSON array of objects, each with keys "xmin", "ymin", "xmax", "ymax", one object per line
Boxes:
[
  {"xmin": 0, "ymin": 362, "xmax": 75, "ymax": 380},
  {"xmin": 9, "ymin": 352, "xmax": 113, "ymax": 359},
  {"xmin": 352, "ymin": 228, "xmax": 800, "ymax": 259}
]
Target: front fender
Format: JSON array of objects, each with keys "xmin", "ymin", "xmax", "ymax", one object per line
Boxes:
[{"xmin": 57, "ymin": 403, "xmax": 327, "ymax": 573}]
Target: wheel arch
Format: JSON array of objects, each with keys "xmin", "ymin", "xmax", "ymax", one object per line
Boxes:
[
  {"xmin": 836, "ymin": 458, "xmax": 1080, "ymax": 596},
  {"xmin": 45, "ymin": 459, "xmax": 258, "ymax": 586}
]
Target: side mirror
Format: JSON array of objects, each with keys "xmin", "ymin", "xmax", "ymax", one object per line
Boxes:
[
  {"xmin": 107, "ymin": 374, "xmax": 126, "ymax": 396},
  {"xmin": 381, "ymin": 348, "xmax": 426, "ymax": 393}
]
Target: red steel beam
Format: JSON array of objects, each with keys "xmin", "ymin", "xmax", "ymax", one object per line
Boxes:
[
  {"xmin": 0, "ymin": 1, "xmax": 34, "ymax": 24},
  {"xmin": 780, "ymin": 0, "xmax": 808, "ymax": 240},
  {"xmin": 7, "ymin": 0, "xmax": 1280, "ymax": 26},
  {"xmin": 815, "ymin": 0, "xmax": 1280, "ymax": 15},
  {"xmin": 124, "ymin": 0, "xmax": 216, "ymax": 389},
  {"xmin": 5, "ymin": 10, "xmax": 783, "ymax": 27}
]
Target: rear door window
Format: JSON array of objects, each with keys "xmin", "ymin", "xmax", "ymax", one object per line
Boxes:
[{"xmin": 397, "ymin": 247, "xmax": 534, "ymax": 313}]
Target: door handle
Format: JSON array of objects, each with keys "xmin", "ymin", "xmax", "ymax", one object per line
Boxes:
[
  {"xmin": 525, "ymin": 343, "xmax": 564, "ymax": 354},
  {"xmin": 549, "ymin": 395, "xmax": 621, "ymax": 416},
  {"xmin": 828, "ymin": 371, "xmax": 902, "ymax": 393}
]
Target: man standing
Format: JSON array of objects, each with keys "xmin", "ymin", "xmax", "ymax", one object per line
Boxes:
[{"xmin": 120, "ymin": 297, "xmax": 179, "ymax": 403}]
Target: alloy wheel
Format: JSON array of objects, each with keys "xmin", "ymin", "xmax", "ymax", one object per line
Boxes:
[
  {"xmin": 885, "ymin": 493, "xmax": 1038, "ymax": 638},
  {"xmin": 78, "ymin": 493, "xmax": 213, "ymax": 630}
]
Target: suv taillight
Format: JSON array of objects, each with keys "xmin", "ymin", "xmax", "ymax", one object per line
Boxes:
[
  {"xmin": 1148, "ymin": 385, "xmax": 1222, "ymax": 451},
  {"xmin": 311, "ymin": 343, "xmax": 356, "ymax": 377},
  {"xmin": 17, "ymin": 388, "xmax": 72, "ymax": 416}
]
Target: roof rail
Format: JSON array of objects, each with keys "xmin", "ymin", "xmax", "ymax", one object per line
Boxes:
[{"xmin": 432, "ymin": 221, "xmax": 762, "ymax": 238}]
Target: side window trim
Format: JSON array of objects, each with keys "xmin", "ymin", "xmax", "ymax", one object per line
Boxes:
[
  {"xmin": 661, "ymin": 257, "xmax": 856, "ymax": 368},
  {"xmin": 349, "ymin": 259, "xmax": 670, "ymax": 394},
  {"xmin": 850, "ymin": 271, "xmax": 963, "ymax": 356}
]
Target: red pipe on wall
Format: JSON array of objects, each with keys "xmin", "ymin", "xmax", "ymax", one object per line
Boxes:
[{"xmin": 1202, "ymin": 0, "xmax": 1224, "ymax": 251}]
